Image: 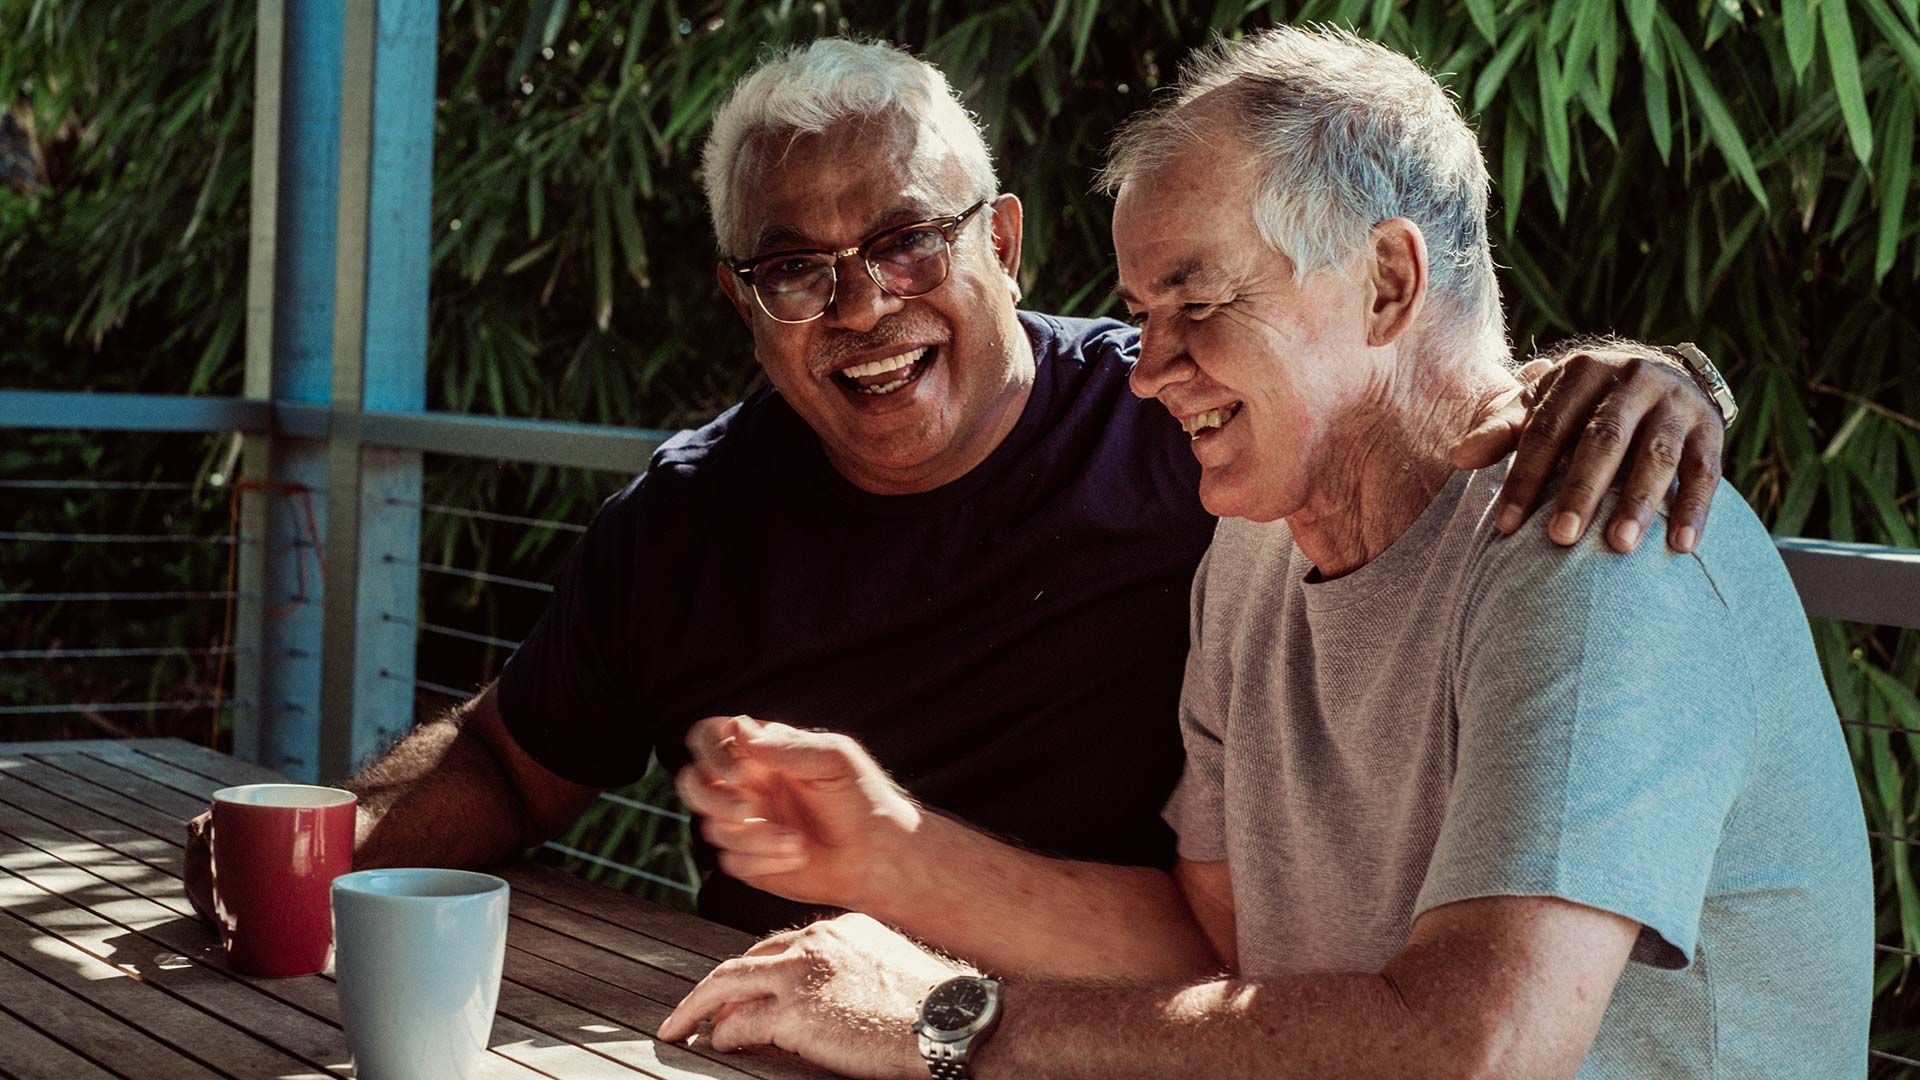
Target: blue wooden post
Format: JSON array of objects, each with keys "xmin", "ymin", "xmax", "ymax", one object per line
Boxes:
[
  {"xmin": 236, "ymin": 0, "xmax": 346, "ymax": 780},
  {"xmin": 239, "ymin": 0, "xmax": 429, "ymax": 782},
  {"xmin": 318, "ymin": 0, "xmax": 434, "ymax": 781}
]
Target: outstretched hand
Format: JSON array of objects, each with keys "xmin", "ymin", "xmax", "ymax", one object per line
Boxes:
[
  {"xmin": 658, "ymin": 913, "xmax": 964, "ymax": 1080},
  {"xmin": 678, "ymin": 715, "xmax": 922, "ymax": 910},
  {"xmin": 1451, "ymin": 348, "xmax": 1725, "ymax": 553}
]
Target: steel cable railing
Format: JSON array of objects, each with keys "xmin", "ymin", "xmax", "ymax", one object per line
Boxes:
[{"xmin": 1, "ymin": 473, "xmax": 314, "ymax": 739}]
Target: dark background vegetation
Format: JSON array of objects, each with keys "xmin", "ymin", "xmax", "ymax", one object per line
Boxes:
[{"xmin": 3, "ymin": 0, "xmax": 1917, "ymax": 1064}]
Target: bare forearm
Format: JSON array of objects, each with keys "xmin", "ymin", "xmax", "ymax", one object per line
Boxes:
[
  {"xmin": 344, "ymin": 704, "xmax": 533, "ymax": 870},
  {"xmin": 863, "ymin": 812, "xmax": 1220, "ymax": 980},
  {"xmin": 976, "ymin": 975, "xmax": 1455, "ymax": 1080}
]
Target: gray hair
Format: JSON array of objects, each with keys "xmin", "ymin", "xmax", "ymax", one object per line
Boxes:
[
  {"xmin": 1099, "ymin": 27, "xmax": 1502, "ymax": 342},
  {"xmin": 701, "ymin": 38, "xmax": 998, "ymax": 259}
]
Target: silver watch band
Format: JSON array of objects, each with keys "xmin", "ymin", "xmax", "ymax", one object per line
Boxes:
[{"xmin": 1661, "ymin": 342, "xmax": 1738, "ymax": 428}]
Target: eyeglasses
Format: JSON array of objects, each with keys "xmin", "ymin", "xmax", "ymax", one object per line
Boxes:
[{"xmin": 729, "ymin": 200, "xmax": 991, "ymax": 324}]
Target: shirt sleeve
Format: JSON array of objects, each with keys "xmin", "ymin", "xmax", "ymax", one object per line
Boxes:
[
  {"xmin": 1164, "ymin": 543, "xmax": 1230, "ymax": 862},
  {"xmin": 494, "ymin": 473, "xmax": 658, "ymax": 790},
  {"xmin": 1413, "ymin": 518, "xmax": 1757, "ymax": 970}
]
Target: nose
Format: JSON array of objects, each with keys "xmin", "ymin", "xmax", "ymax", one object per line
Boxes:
[
  {"xmin": 1128, "ymin": 324, "xmax": 1193, "ymax": 400},
  {"xmin": 823, "ymin": 257, "xmax": 905, "ymax": 333}
]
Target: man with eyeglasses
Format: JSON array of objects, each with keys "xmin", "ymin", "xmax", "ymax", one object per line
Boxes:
[{"xmin": 184, "ymin": 37, "xmax": 1737, "ymax": 940}]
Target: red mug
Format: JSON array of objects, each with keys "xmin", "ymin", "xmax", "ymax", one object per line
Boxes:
[{"xmin": 210, "ymin": 783, "xmax": 357, "ymax": 976}]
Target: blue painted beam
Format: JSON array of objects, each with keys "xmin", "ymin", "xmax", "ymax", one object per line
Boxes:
[{"xmin": 0, "ymin": 391, "xmax": 270, "ymax": 433}]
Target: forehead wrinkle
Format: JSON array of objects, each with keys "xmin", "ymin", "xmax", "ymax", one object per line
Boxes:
[{"xmin": 748, "ymin": 198, "xmax": 947, "ymax": 256}]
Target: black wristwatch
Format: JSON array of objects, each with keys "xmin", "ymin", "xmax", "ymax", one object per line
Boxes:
[
  {"xmin": 1660, "ymin": 342, "xmax": 1738, "ymax": 428},
  {"xmin": 913, "ymin": 975, "xmax": 1002, "ymax": 1079}
]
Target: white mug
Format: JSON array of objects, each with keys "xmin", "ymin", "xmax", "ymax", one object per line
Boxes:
[{"xmin": 331, "ymin": 868, "xmax": 510, "ymax": 1080}]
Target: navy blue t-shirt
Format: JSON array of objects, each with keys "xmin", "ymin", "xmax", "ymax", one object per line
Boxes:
[{"xmin": 497, "ymin": 311, "xmax": 1216, "ymax": 933}]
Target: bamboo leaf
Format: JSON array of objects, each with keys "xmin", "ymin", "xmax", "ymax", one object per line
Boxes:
[
  {"xmin": 1857, "ymin": 0, "xmax": 1920, "ymax": 89},
  {"xmin": 1502, "ymin": 101, "xmax": 1531, "ymax": 239},
  {"xmin": 1844, "ymin": 457, "xmax": 1919, "ymax": 546},
  {"xmin": 1661, "ymin": 16, "xmax": 1770, "ymax": 208},
  {"xmin": 591, "ymin": 184, "xmax": 614, "ymax": 333},
  {"xmin": 1537, "ymin": 31, "xmax": 1572, "ymax": 206},
  {"xmin": 1874, "ymin": 85, "xmax": 1915, "ymax": 282},
  {"xmin": 1069, "ymin": 0, "xmax": 1101, "ymax": 75},
  {"xmin": 1822, "ymin": 0, "xmax": 1876, "ymax": 165},
  {"xmin": 1626, "ymin": 0, "xmax": 1657, "ymax": 52},
  {"xmin": 1463, "ymin": 0, "xmax": 1499, "ymax": 45},
  {"xmin": 1640, "ymin": 21, "xmax": 1673, "ymax": 162},
  {"xmin": 1784, "ymin": 0, "xmax": 1818, "ymax": 81},
  {"xmin": 1474, "ymin": 19, "xmax": 1535, "ymax": 114},
  {"xmin": 1594, "ymin": 0, "xmax": 1620, "ymax": 103},
  {"xmin": 609, "ymin": 183, "xmax": 651, "ymax": 289}
]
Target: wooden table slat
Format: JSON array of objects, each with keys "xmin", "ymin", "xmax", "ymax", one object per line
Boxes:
[
  {"xmin": 0, "ymin": 948, "xmax": 226, "ymax": 1080},
  {"xmin": 503, "ymin": 865, "xmax": 756, "ymax": 961},
  {"xmin": 492, "ymin": 979, "xmax": 759, "ymax": 1080},
  {"xmin": 0, "ymin": 1001, "xmax": 123, "ymax": 1080},
  {"xmin": 511, "ymin": 891, "xmax": 718, "ymax": 983},
  {"xmin": 122, "ymin": 740, "xmax": 289, "ymax": 789},
  {"xmin": 0, "ymin": 774, "xmax": 189, "ymax": 901},
  {"xmin": 0, "ymin": 905, "xmax": 317, "ymax": 1079},
  {"xmin": 0, "ymin": 848, "xmax": 345, "ymax": 1077},
  {"xmin": 0, "ymin": 758, "xmax": 187, "ymax": 847},
  {"xmin": 82, "ymin": 744, "xmax": 227, "ymax": 804},
  {"xmin": 6, "ymin": 754, "xmax": 206, "ymax": 829},
  {"xmin": 0, "ymin": 740, "xmax": 840, "ymax": 1080}
]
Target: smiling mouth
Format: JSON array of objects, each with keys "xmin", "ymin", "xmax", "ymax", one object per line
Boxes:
[
  {"xmin": 1179, "ymin": 402, "xmax": 1243, "ymax": 438},
  {"xmin": 831, "ymin": 345, "xmax": 937, "ymax": 396}
]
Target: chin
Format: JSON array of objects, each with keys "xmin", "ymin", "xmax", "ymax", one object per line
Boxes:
[{"xmin": 1198, "ymin": 472, "xmax": 1297, "ymax": 523}]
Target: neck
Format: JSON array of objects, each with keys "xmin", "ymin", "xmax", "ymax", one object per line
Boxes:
[{"xmin": 1288, "ymin": 346, "xmax": 1516, "ymax": 580}]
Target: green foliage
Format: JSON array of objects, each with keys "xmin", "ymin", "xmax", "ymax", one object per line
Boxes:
[{"xmin": 4, "ymin": 0, "xmax": 1919, "ymax": 1058}]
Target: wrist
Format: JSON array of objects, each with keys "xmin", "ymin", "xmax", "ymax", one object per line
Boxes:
[{"xmin": 856, "ymin": 800, "xmax": 943, "ymax": 917}]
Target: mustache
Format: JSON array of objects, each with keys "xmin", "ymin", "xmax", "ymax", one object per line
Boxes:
[{"xmin": 807, "ymin": 320, "xmax": 947, "ymax": 378}]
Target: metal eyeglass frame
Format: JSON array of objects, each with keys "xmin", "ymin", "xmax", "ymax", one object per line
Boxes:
[{"xmin": 728, "ymin": 199, "xmax": 992, "ymax": 324}]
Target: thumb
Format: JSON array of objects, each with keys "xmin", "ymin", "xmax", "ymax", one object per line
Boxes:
[{"xmin": 1450, "ymin": 393, "xmax": 1526, "ymax": 468}]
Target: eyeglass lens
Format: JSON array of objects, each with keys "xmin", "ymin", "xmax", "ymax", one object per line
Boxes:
[{"xmin": 753, "ymin": 224, "xmax": 953, "ymax": 322}]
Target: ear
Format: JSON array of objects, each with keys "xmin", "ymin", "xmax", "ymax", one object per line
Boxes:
[
  {"xmin": 1364, "ymin": 217, "xmax": 1427, "ymax": 348},
  {"xmin": 988, "ymin": 193, "xmax": 1025, "ymax": 304},
  {"xmin": 716, "ymin": 261, "xmax": 755, "ymax": 325}
]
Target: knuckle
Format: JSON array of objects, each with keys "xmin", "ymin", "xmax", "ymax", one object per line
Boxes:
[
  {"xmin": 1580, "ymin": 413, "xmax": 1631, "ymax": 452},
  {"xmin": 1558, "ymin": 476, "xmax": 1606, "ymax": 507},
  {"xmin": 1642, "ymin": 435, "xmax": 1684, "ymax": 470}
]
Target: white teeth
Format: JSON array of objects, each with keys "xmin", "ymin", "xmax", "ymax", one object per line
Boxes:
[
  {"xmin": 856, "ymin": 373, "xmax": 914, "ymax": 395},
  {"xmin": 1180, "ymin": 403, "xmax": 1242, "ymax": 436},
  {"xmin": 841, "ymin": 348, "xmax": 924, "ymax": 378}
]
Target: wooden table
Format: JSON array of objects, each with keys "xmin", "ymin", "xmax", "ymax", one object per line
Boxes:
[{"xmin": 0, "ymin": 738, "xmax": 837, "ymax": 1080}]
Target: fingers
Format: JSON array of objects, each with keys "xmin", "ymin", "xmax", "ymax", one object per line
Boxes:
[
  {"xmin": 675, "ymin": 764, "xmax": 757, "ymax": 821},
  {"xmin": 706, "ymin": 817, "xmax": 808, "ymax": 880},
  {"xmin": 1597, "ymin": 404, "xmax": 1691, "ymax": 552},
  {"xmin": 658, "ymin": 956, "xmax": 787, "ymax": 1043},
  {"xmin": 686, "ymin": 715, "xmax": 750, "ymax": 783},
  {"xmin": 707, "ymin": 997, "xmax": 784, "ymax": 1052},
  {"xmin": 1495, "ymin": 355, "xmax": 1612, "ymax": 534},
  {"xmin": 732, "ymin": 723, "xmax": 872, "ymax": 786},
  {"xmin": 1667, "ymin": 427, "xmax": 1724, "ymax": 553},
  {"xmin": 1545, "ymin": 380, "xmax": 1667, "ymax": 547}
]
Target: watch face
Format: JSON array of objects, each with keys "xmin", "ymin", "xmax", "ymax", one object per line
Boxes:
[{"xmin": 923, "ymin": 978, "xmax": 991, "ymax": 1035}]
